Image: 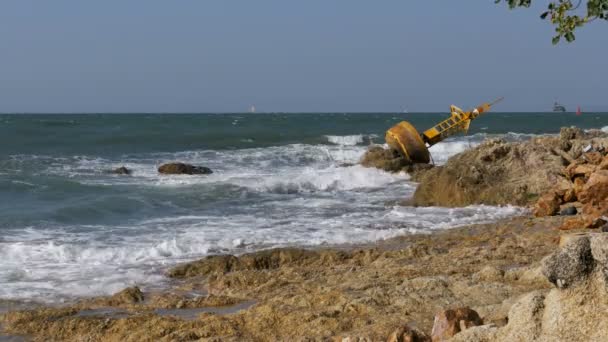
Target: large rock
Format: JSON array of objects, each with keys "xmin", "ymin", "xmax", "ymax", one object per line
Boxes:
[
  {"xmin": 577, "ymin": 169, "xmax": 608, "ymax": 204},
  {"xmin": 413, "ymin": 138, "xmax": 564, "ymax": 207},
  {"xmin": 541, "ymin": 234, "xmax": 594, "ymax": 288},
  {"xmin": 360, "ymin": 146, "xmax": 410, "ymax": 173},
  {"xmin": 158, "ymin": 162, "xmax": 213, "ymax": 175},
  {"xmin": 533, "ymin": 192, "xmax": 561, "ymax": 217},
  {"xmin": 430, "ymin": 307, "xmax": 483, "ymax": 341},
  {"xmin": 564, "ymin": 163, "xmax": 597, "ymax": 180},
  {"xmin": 454, "ymin": 234, "xmax": 608, "ymax": 341}
]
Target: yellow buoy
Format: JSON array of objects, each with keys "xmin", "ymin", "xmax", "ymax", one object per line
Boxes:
[
  {"xmin": 385, "ymin": 98, "xmax": 503, "ymax": 164},
  {"xmin": 385, "ymin": 121, "xmax": 430, "ymax": 164}
]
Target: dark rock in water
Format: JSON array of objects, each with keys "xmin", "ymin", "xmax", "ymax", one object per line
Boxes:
[
  {"xmin": 360, "ymin": 146, "xmax": 410, "ymax": 173},
  {"xmin": 560, "ymin": 206, "xmax": 578, "ymax": 216},
  {"xmin": 110, "ymin": 166, "xmax": 132, "ymax": 175},
  {"xmin": 158, "ymin": 163, "xmax": 213, "ymax": 175}
]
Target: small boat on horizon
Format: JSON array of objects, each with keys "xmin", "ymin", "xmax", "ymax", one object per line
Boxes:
[{"xmin": 553, "ymin": 101, "xmax": 566, "ymax": 112}]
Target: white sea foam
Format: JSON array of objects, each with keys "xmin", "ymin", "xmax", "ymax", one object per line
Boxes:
[
  {"xmin": 326, "ymin": 134, "xmax": 365, "ymax": 146},
  {"xmin": 601, "ymin": 126, "xmax": 608, "ymax": 133}
]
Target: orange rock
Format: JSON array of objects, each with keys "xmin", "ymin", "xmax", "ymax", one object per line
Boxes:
[
  {"xmin": 560, "ymin": 217, "xmax": 586, "ymax": 231},
  {"xmin": 533, "ymin": 192, "xmax": 561, "ymax": 217},
  {"xmin": 387, "ymin": 325, "xmax": 430, "ymax": 342},
  {"xmin": 431, "ymin": 307, "xmax": 483, "ymax": 342},
  {"xmin": 563, "ymin": 188, "xmax": 577, "ymax": 203},
  {"xmin": 565, "ymin": 164, "xmax": 597, "ymax": 180},
  {"xmin": 573, "ymin": 177, "xmax": 587, "ymax": 199},
  {"xmin": 578, "ymin": 170, "xmax": 608, "ymax": 204},
  {"xmin": 599, "ymin": 155, "xmax": 608, "ymax": 170}
]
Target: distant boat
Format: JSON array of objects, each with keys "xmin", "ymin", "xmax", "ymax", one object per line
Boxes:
[
  {"xmin": 249, "ymin": 105, "xmax": 256, "ymax": 113},
  {"xmin": 576, "ymin": 105, "xmax": 582, "ymax": 116},
  {"xmin": 553, "ymin": 101, "xmax": 566, "ymax": 112}
]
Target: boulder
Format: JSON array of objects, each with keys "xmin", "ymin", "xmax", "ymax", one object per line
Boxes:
[
  {"xmin": 565, "ymin": 163, "xmax": 596, "ymax": 180},
  {"xmin": 541, "ymin": 235, "xmax": 594, "ymax": 288},
  {"xmin": 360, "ymin": 146, "xmax": 410, "ymax": 173},
  {"xmin": 413, "ymin": 138, "xmax": 565, "ymax": 207},
  {"xmin": 559, "ymin": 217, "xmax": 586, "ymax": 231},
  {"xmin": 430, "ymin": 307, "xmax": 483, "ymax": 341},
  {"xmin": 577, "ymin": 170, "xmax": 608, "ymax": 204},
  {"xmin": 533, "ymin": 192, "xmax": 561, "ymax": 217},
  {"xmin": 158, "ymin": 163, "xmax": 213, "ymax": 175},
  {"xmin": 387, "ymin": 325, "xmax": 430, "ymax": 342}
]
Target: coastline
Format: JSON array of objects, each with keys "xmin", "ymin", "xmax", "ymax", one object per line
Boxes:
[{"xmin": 0, "ymin": 214, "xmax": 570, "ymax": 340}]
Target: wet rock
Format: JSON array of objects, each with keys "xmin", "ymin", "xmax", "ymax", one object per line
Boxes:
[
  {"xmin": 168, "ymin": 255, "xmax": 241, "ymax": 278},
  {"xmin": 533, "ymin": 192, "xmax": 561, "ymax": 217},
  {"xmin": 107, "ymin": 286, "xmax": 144, "ymax": 306},
  {"xmin": 560, "ymin": 206, "xmax": 577, "ymax": 216},
  {"xmin": 387, "ymin": 325, "xmax": 430, "ymax": 342},
  {"xmin": 168, "ymin": 248, "xmax": 343, "ymax": 279},
  {"xmin": 430, "ymin": 307, "xmax": 483, "ymax": 341},
  {"xmin": 541, "ymin": 235, "xmax": 594, "ymax": 288},
  {"xmin": 109, "ymin": 166, "xmax": 132, "ymax": 175},
  {"xmin": 158, "ymin": 163, "xmax": 213, "ymax": 175},
  {"xmin": 360, "ymin": 146, "xmax": 410, "ymax": 172}
]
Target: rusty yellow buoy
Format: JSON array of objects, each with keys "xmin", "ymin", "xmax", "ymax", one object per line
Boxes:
[
  {"xmin": 385, "ymin": 121, "xmax": 430, "ymax": 164},
  {"xmin": 385, "ymin": 98, "xmax": 503, "ymax": 164}
]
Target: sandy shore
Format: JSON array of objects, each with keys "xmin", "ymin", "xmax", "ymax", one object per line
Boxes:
[{"xmin": 0, "ymin": 214, "xmax": 574, "ymax": 341}]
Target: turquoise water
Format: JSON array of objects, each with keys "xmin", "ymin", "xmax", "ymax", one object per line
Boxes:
[{"xmin": 1, "ymin": 112, "xmax": 606, "ymax": 302}]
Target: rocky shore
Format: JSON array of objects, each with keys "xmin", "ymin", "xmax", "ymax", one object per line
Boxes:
[{"xmin": 3, "ymin": 128, "xmax": 608, "ymax": 341}]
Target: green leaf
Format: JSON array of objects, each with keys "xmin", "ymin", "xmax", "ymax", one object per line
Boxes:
[
  {"xmin": 565, "ymin": 32, "xmax": 576, "ymax": 42},
  {"xmin": 552, "ymin": 36, "xmax": 560, "ymax": 45}
]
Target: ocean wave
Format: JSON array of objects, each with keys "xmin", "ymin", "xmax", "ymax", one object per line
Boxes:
[
  {"xmin": 0, "ymin": 202, "xmax": 525, "ymax": 302},
  {"xmin": 235, "ymin": 165, "xmax": 410, "ymax": 194},
  {"xmin": 326, "ymin": 134, "xmax": 367, "ymax": 146}
]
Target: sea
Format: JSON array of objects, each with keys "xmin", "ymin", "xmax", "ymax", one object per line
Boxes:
[{"xmin": 1, "ymin": 112, "xmax": 607, "ymax": 303}]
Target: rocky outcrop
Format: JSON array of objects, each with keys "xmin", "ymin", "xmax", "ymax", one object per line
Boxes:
[
  {"xmin": 413, "ymin": 138, "xmax": 564, "ymax": 207},
  {"xmin": 530, "ymin": 133, "xmax": 608, "ymax": 229},
  {"xmin": 414, "ymin": 128, "xmax": 608, "ymax": 207},
  {"xmin": 158, "ymin": 162, "xmax": 213, "ymax": 175}
]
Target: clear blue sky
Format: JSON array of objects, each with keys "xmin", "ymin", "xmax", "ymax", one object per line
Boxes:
[{"xmin": 0, "ymin": 1, "xmax": 605, "ymax": 113}]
